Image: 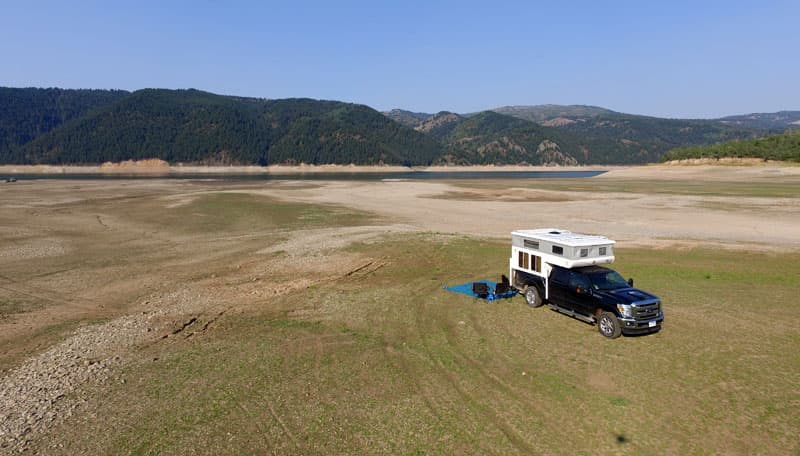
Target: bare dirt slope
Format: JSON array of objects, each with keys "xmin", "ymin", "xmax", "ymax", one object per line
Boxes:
[{"xmin": 243, "ymin": 166, "xmax": 800, "ymax": 251}]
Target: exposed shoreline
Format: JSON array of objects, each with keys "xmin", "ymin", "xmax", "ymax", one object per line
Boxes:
[
  {"xmin": 0, "ymin": 163, "xmax": 618, "ymax": 175},
  {"xmin": 3, "ymin": 163, "xmax": 800, "ymax": 185},
  {"xmin": 3, "ymin": 157, "xmax": 798, "ymax": 177}
]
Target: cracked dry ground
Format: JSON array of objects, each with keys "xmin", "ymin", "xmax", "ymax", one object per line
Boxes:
[{"xmin": 0, "ymin": 179, "xmax": 408, "ymax": 453}]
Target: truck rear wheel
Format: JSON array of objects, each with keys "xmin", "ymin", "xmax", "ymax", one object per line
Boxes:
[
  {"xmin": 524, "ymin": 287, "xmax": 543, "ymax": 308},
  {"xmin": 598, "ymin": 312, "xmax": 622, "ymax": 339}
]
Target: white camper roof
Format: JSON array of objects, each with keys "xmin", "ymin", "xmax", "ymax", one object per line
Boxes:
[{"xmin": 511, "ymin": 228, "xmax": 615, "ymax": 247}]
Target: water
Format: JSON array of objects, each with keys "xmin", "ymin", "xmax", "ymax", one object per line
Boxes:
[{"xmin": 3, "ymin": 170, "xmax": 605, "ymax": 181}]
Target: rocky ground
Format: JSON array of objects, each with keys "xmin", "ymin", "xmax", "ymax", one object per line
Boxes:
[{"xmin": 1, "ymin": 222, "xmax": 413, "ymax": 453}]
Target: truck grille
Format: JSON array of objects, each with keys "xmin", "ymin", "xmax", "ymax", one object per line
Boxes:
[{"xmin": 633, "ymin": 302, "xmax": 660, "ymax": 319}]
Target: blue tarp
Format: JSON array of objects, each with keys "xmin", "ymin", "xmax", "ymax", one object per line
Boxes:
[{"xmin": 444, "ymin": 280, "xmax": 518, "ymax": 301}]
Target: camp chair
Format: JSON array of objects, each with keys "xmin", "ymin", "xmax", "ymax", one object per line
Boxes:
[
  {"xmin": 494, "ymin": 275, "xmax": 510, "ymax": 294},
  {"xmin": 472, "ymin": 282, "xmax": 490, "ymax": 299}
]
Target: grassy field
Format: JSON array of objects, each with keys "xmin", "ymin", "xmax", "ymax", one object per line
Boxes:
[
  {"xmin": 0, "ymin": 189, "xmax": 373, "ymax": 372},
  {"xmin": 37, "ymin": 232, "xmax": 800, "ymax": 454}
]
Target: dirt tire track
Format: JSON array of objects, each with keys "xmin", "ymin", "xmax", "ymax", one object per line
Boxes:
[
  {"xmin": 314, "ymin": 335, "xmax": 323, "ymax": 384},
  {"xmin": 263, "ymin": 393, "xmax": 300, "ymax": 451},
  {"xmin": 411, "ymin": 293, "xmax": 536, "ymax": 454},
  {"xmin": 408, "ymin": 296, "xmax": 529, "ymax": 452},
  {"xmin": 0, "ymin": 283, "xmax": 104, "ymax": 314},
  {"xmin": 383, "ymin": 345, "xmax": 448, "ymax": 426},
  {"xmin": 230, "ymin": 392, "xmax": 275, "ymax": 453}
]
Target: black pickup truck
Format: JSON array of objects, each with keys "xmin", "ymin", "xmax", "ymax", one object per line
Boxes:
[{"xmin": 523, "ymin": 265, "xmax": 663, "ymax": 338}]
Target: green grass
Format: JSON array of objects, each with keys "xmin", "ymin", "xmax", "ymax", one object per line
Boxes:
[
  {"xmin": 40, "ymin": 234, "xmax": 800, "ymax": 454},
  {"xmin": 120, "ymin": 192, "xmax": 374, "ymax": 235},
  {"xmin": 0, "ymin": 298, "xmax": 30, "ymax": 316}
]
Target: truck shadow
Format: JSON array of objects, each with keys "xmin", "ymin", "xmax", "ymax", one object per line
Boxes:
[
  {"xmin": 622, "ymin": 327, "xmax": 661, "ymax": 338},
  {"xmin": 559, "ymin": 311, "xmax": 661, "ymax": 338}
]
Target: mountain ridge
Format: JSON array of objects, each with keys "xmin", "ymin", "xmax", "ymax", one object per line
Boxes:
[
  {"xmin": 384, "ymin": 104, "xmax": 775, "ymax": 163},
  {"xmin": 1, "ymin": 87, "xmax": 795, "ymax": 166},
  {"xmin": 4, "ymin": 88, "xmax": 443, "ymax": 166}
]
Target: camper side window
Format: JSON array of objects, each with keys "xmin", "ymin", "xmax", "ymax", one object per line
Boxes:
[
  {"xmin": 580, "ymin": 248, "xmax": 589, "ymax": 258},
  {"xmin": 533, "ymin": 255, "xmax": 541, "ymax": 272},
  {"xmin": 599, "ymin": 247, "xmax": 607, "ymax": 256},
  {"xmin": 523, "ymin": 240, "xmax": 539, "ymax": 250},
  {"xmin": 552, "ymin": 245, "xmax": 563, "ymax": 255},
  {"xmin": 518, "ymin": 251, "xmax": 530, "ymax": 269}
]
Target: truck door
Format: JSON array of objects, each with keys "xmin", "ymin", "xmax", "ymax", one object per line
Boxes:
[
  {"xmin": 548, "ymin": 267, "xmax": 572, "ymax": 310},
  {"xmin": 567, "ymin": 271, "xmax": 594, "ymax": 316}
]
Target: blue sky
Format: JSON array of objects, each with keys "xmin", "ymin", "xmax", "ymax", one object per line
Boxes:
[{"xmin": 1, "ymin": 1, "xmax": 798, "ymax": 118}]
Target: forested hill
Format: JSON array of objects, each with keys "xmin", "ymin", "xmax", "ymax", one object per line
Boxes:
[
  {"xmin": 716, "ymin": 111, "xmax": 800, "ymax": 130},
  {"xmin": 437, "ymin": 111, "xmax": 578, "ymax": 165},
  {"xmin": 1, "ymin": 87, "xmax": 794, "ymax": 166},
  {"xmin": 483, "ymin": 106, "xmax": 767, "ymax": 162},
  {"xmin": 386, "ymin": 104, "xmax": 772, "ymax": 164},
  {"xmin": 662, "ymin": 131, "xmax": 800, "ymax": 162},
  {"xmin": 4, "ymin": 89, "xmax": 443, "ymax": 166},
  {"xmin": 0, "ymin": 87, "xmax": 128, "ymax": 153}
]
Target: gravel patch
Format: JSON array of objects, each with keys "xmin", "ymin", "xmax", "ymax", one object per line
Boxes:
[{"xmin": 0, "ymin": 288, "xmax": 213, "ymax": 453}]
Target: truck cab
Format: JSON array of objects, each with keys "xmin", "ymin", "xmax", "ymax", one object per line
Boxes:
[
  {"xmin": 548, "ymin": 265, "xmax": 663, "ymax": 337},
  {"xmin": 509, "ymin": 229, "xmax": 663, "ymax": 338}
]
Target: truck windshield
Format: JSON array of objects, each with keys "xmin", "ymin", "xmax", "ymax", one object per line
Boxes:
[{"xmin": 587, "ymin": 270, "xmax": 629, "ymax": 291}]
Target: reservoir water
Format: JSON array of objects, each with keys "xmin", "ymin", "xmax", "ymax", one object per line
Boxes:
[{"xmin": 4, "ymin": 170, "xmax": 605, "ymax": 181}]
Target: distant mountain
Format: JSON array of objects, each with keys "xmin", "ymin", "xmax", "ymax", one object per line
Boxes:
[
  {"xmin": 663, "ymin": 130, "xmax": 800, "ymax": 162},
  {"xmin": 5, "ymin": 89, "xmax": 443, "ymax": 166},
  {"xmin": 381, "ymin": 103, "xmax": 775, "ymax": 164},
  {"xmin": 385, "ymin": 110, "xmax": 595, "ymax": 165},
  {"xmin": 382, "ymin": 109, "xmax": 432, "ymax": 128},
  {"xmin": 0, "ymin": 87, "xmax": 128, "ymax": 153},
  {"xmin": 554, "ymin": 113, "xmax": 764, "ymax": 163},
  {"xmin": 381, "ymin": 107, "xmax": 636, "ymax": 165},
  {"xmin": 436, "ymin": 111, "xmax": 652, "ymax": 165},
  {"xmin": 437, "ymin": 111, "xmax": 579, "ymax": 165},
  {"xmin": 716, "ymin": 111, "xmax": 800, "ymax": 130},
  {"xmin": 414, "ymin": 112, "xmax": 464, "ymax": 139},
  {"xmin": 492, "ymin": 105, "xmax": 614, "ymax": 123},
  {"xmin": 480, "ymin": 105, "xmax": 767, "ymax": 163}
]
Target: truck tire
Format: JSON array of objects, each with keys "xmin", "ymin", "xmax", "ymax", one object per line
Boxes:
[
  {"xmin": 524, "ymin": 287, "xmax": 543, "ymax": 308},
  {"xmin": 598, "ymin": 312, "xmax": 622, "ymax": 339}
]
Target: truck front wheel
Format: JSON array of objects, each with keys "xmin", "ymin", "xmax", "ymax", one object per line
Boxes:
[
  {"xmin": 598, "ymin": 312, "xmax": 622, "ymax": 339},
  {"xmin": 524, "ymin": 287, "xmax": 543, "ymax": 308}
]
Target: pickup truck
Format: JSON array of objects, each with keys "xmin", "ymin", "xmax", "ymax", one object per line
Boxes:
[{"xmin": 522, "ymin": 265, "xmax": 663, "ymax": 338}]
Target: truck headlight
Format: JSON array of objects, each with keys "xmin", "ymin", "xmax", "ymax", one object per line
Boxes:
[{"xmin": 616, "ymin": 304, "xmax": 632, "ymax": 318}]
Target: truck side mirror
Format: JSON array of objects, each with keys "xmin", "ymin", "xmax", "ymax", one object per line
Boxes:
[{"xmin": 628, "ymin": 278, "xmax": 634, "ymax": 287}]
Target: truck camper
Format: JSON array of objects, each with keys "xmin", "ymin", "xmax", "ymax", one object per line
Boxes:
[{"xmin": 510, "ymin": 229, "xmax": 663, "ymax": 338}]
